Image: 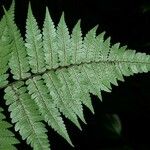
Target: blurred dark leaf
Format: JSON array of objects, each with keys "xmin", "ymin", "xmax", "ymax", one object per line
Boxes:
[
  {"xmin": 101, "ymin": 114, "xmax": 122, "ymax": 138},
  {"xmin": 141, "ymin": 2, "xmax": 150, "ymax": 13}
]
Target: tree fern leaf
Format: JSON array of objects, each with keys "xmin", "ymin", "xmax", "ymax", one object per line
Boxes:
[
  {"xmin": 0, "ymin": 107, "xmax": 19, "ymax": 150},
  {"xmin": 56, "ymin": 68, "xmax": 86, "ymax": 124},
  {"xmin": 111, "ymin": 45, "xmax": 126, "ymax": 81},
  {"xmin": 25, "ymin": 3, "xmax": 46, "ymax": 73},
  {"xmin": 0, "ymin": 0, "xmax": 15, "ymax": 38},
  {"xmin": 94, "ymin": 31, "xmax": 106, "ymax": 61},
  {"xmin": 0, "ymin": 74, "xmax": 8, "ymax": 87},
  {"xmin": 92, "ymin": 63, "xmax": 119, "ymax": 89},
  {"xmin": 43, "ymin": 7, "xmax": 59, "ymax": 69},
  {"xmin": 135, "ymin": 52, "xmax": 150, "ymax": 72},
  {"xmin": 114, "ymin": 64, "xmax": 125, "ymax": 82},
  {"xmin": 90, "ymin": 63, "xmax": 111, "ymax": 92},
  {"xmin": 115, "ymin": 49, "xmax": 150, "ymax": 76},
  {"xmin": 0, "ymin": 30, "xmax": 10, "ymax": 87},
  {"xmin": 42, "ymin": 71, "xmax": 82, "ymax": 130},
  {"xmin": 71, "ymin": 20, "xmax": 83, "ymax": 64},
  {"xmin": 68, "ymin": 66, "xmax": 94, "ymax": 113},
  {"xmin": 102, "ymin": 63, "xmax": 119, "ymax": 86},
  {"xmin": 4, "ymin": 9, "xmax": 30, "ymax": 80},
  {"xmin": 56, "ymin": 12, "xmax": 71, "ymax": 66},
  {"xmin": 83, "ymin": 25, "xmax": 98, "ymax": 62},
  {"xmin": 4, "ymin": 82, "xmax": 50, "ymax": 150},
  {"xmin": 26, "ymin": 76, "xmax": 73, "ymax": 146},
  {"xmin": 0, "ymin": 0, "xmax": 15, "ymax": 87},
  {"xmin": 108, "ymin": 43, "xmax": 120, "ymax": 61},
  {"xmin": 1, "ymin": 2, "xmax": 150, "ymax": 150},
  {"xmin": 69, "ymin": 64, "xmax": 109, "ymax": 101},
  {"xmin": 102, "ymin": 37, "xmax": 111, "ymax": 59},
  {"xmin": 79, "ymin": 64, "xmax": 103, "ymax": 100}
]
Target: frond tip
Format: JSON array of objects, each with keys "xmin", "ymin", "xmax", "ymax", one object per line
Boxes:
[{"xmin": 0, "ymin": 1, "xmax": 150, "ymax": 150}]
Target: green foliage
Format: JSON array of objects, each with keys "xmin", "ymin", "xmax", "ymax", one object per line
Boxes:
[
  {"xmin": 0, "ymin": 1, "xmax": 14, "ymax": 87},
  {"xmin": 4, "ymin": 81, "xmax": 49, "ymax": 149},
  {"xmin": 0, "ymin": 107, "xmax": 19, "ymax": 150},
  {"xmin": 0, "ymin": 1, "xmax": 150, "ymax": 149}
]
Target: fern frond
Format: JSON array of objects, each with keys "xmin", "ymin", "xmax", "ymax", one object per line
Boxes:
[
  {"xmin": 42, "ymin": 71, "xmax": 81, "ymax": 130},
  {"xmin": 56, "ymin": 13, "xmax": 71, "ymax": 66},
  {"xmin": 26, "ymin": 76, "xmax": 73, "ymax": 146},
  {"xmin": 0, "ymin": 107, "xmax": 19, "ymax": 150},
  {"xmin": 4, "ymin": 3, "xmax": 30, "ymax": 80},
  {"xmin": 56, "ymin": 68, "xmax": 86, "ymax": 123},
  {"xmin": 43, "ymin": 7, "xmax": 59, "ymax": 69},
  {"xmin": 70, "ymin": 20, "xmax": 83, "ymax": 64},
  {"xmin": 4, "ymin": 82, "xmax": 50, "ymax": 150},
  {"xmin": 83, "ymin": 25, "xmax": 98, "ymax": 62},
  {"xmin": 0, "ymin": 28, "xmax": 11, "ymax": 87},
  {"xmin": 0, "ymin": 0, "xmax": 15, "ymax": 87},
  {"xmin": 0, "ymin": 1, "xmax": 15, "ymax": 38},
  {"xmin": 67, "ymin": 66, "xmax": 94, "ymax": 113},
  {"xmin": 25, "ymin": 3, "xmax": 46, "ymax": 73},
  {"xmin": 0, "ymin": 1, "xmax": 150, "ymax": 149}
]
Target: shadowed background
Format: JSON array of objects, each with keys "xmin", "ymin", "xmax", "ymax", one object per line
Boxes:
[{"xmin": 0, "ymin": 0, "xmax": 150, "ymax": 149}]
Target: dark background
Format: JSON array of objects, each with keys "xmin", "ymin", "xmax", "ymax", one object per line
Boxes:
[{"xmin": 0, "ymin": 0, "xmax": 150, "ymax": 149}]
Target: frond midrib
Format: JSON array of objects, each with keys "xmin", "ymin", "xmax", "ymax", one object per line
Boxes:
[
  {"xmin": 0, "ymin": 60, "xmax": 150, "ymax": 89},
  {"xmin": 1, "ymin": 59, "xmax": 149, "ymax": 90}
]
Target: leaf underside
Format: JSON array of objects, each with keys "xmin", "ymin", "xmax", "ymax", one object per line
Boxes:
[{"xmin": 0, "ymin": 1, "xmax": 150, "ymax": 150}]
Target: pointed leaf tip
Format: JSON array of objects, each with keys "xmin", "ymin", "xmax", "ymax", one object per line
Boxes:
[
  {"xmin": 45, "ymin": 6, "xmax": 49, "ymax": 14},
  {"xmin": 45, "ymin": 6, "xmax": 52, "ymax": 20},
  {"xmin": 27, "ymin": 2, "xmax": 32, "ymax": 15},
  {"xmin": 75, "ymin": 19, "xmax": 81, "ymax": 27},
  {"xmin": 11, "ymin": 0, "xmax": 15, "ymax": 8},
  {"xmin": 60, "ymin": 12, "xmax": 65, "ymax": 21},
  {"xmin": 94, "ymin": 24, "xmax": 99, "ymax": 30},
  {"xmin": 67, "ymin": 138, "xmax": 74, "ymax": 147},
  {"xmin": 77, "ymin": 19, "xmax": 81, "ymax": 24},
  {"xmin": 2, "ymin": 6, "xmax": 6, "ymax": 13}
]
